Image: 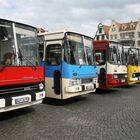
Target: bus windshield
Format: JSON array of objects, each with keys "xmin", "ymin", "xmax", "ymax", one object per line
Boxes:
[
  {"xmin": 64, "ymin": 32, "xmax": 94, "ymax": 65},
  {"xmin": 15, "ymin": 24, "xmax": 39, "ymax": 66},
  {"xmin": 0, "ymin": 20, "xmax": 17, "ymax": 66},
  {"xmin": 95, "ymin": 50, "xmax": 106, "ymax": 65},
  {"xmin": 84, "ymin": 37, "xmax": 94, "ymax": 65},
  {"xmin": 123, "ymin": 47, "xmax": 129, "ymax": 65},
  {"xmin": 128, "ymin": 48, "xmax": 140, "ymax": 66},
  {"xmin": 108, "ymin": 43, "xmax": 124, "ymax": 65}
]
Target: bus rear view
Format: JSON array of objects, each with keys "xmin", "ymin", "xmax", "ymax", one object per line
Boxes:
[
  {"xmin": 93, "ymin": 40, "xmax": 127, "ymax": 88},
  {"xmin": 38, "ymin": 30, "xmax": 98, "ymax": 99},
  {"xmin": 0, "ymin": 19, "xmax": 45, "ymax": 112}
]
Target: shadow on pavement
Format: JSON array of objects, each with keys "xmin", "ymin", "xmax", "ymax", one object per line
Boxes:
[
  {"xmin": 117, "ymin": 85, "xmax": 135, "ymax": 88},
  {"xmin": 43, "ymin": 96, "xmax": 87, "ymax": 106},
  {"xmin": 94, "ymin": 88, "xmax": 118, "ymax": 94},
  {"xmin": 0, "ymin": 107, "xmax": 35, "ymax": 121}
]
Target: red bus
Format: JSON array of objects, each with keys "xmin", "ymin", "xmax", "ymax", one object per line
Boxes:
[
  {"xmin": 93, "ymin": 40, "xmax": 127, "ymax": 88},
  {"xmin": 0, "ymin": 19, "xmax": 45, "ymax": 112}
]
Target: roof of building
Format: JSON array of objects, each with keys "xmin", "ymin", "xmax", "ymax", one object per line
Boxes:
[
  {"xmin": 116, "ymin": 22, "xmax": 121, "ymax": 30},
  {"xmin": 119, "ymin": 21, "xmax": 138, "ymax": 31},
  {"xmin": 37, "ymin": 28, "xmax": 46, "ymax": 33},
  {"xmin": 103, "ymin": 25, "xmax": 110, "ymax": 35}
]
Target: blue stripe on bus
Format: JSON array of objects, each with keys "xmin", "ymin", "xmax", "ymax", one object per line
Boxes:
[{"xmin": 41, "ymin": 61, "xmax": 98, "ymax": 79}]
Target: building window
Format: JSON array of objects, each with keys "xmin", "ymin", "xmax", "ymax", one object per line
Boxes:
[
  {"xmin": 102, "ymin": 35, "xmax": 104, "ymax": 40},
  {"xmin": 96, "ymin": 35, "xmax": 99, "ymax": 40},
  {"xmin": 114, "ymin": 34, "xmax": 117, "ymax": 40},
  {"xmin": 122, "ymin": 24, "xmax": 126, "ymax": 30},
  {"xmin": 120, "ymin": 33, "xmax": 122, "ymax": 39},
  {"xmin": 121, "ymin": 33, "xmax": 125, "ymax": 39},
  {"xmin": 110, "ymin": 35, "xmax": 113, "ymax": 40},
  {"xmin": 130, "ymin": 23, "xmax": 135, "ymax": 29},
  {"xmin": 129, "ymin": 32, "xmax": 134, "ymax": 38},
  {"xmin": 138, "ymin": 32, "xmax": 140, "ymax": 37},
  {"xmin": 138, "ymin": 41, "xmax": 140, "ymax": 46},
  {"xmin": 99, "ymin": 28, "xmax": 102, "ymax": 33},
  {"xmin": 124, "ymin": 32, "xmax": 129, "ymax": 39},
  {"xmin": 112, "ymin": 28, "xmax": 116, "ymax": 31}
]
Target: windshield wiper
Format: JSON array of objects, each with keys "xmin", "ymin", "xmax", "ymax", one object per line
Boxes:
[{"xmin": 18, "ymin": 48, "xmax": 37, "ymax": 70}]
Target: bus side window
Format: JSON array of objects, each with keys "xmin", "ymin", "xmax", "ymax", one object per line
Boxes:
[
  {"xmin": 45, "ymin": 44, "xmax": 61, "ymax": 65},
  {"xmin": 95, "ymin": 51, "xmax": 106, "ymax": 65},
  {"xmin": 3, "ymin": 52, "xmax": 13, "ymax": 65},
  {"xmin": 96, "ymin": 55, "xmax": 100, "ymax": 65},
  {"xmin": 39, "ymin": 52, "xmax": 43, "ymax": 60}
]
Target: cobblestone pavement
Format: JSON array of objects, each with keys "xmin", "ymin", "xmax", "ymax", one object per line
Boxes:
[{"xmin": 0, "ymin": 84, "xmax": 140, "ymax": 140}]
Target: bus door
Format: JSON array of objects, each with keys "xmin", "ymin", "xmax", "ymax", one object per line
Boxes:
[
  {"xmin": 44, "ymin": 43, "xmax": 62, "ymax": 98},
  {"xmin": 95, "ymin": 50, "xmax": 106, "ymax": 86}
]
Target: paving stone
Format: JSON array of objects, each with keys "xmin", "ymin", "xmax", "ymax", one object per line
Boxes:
[{"xmin": 0, "ymin": 84, "xmax": 140, "ymax": 140}]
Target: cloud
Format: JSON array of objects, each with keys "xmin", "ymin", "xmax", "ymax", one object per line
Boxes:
[
  {"xmin": 0, "ymin": 0, "xmax": 10, "ymax": 8},
  {"xmin": 124, "ymin": 3, "xmax": 140, "ymax": 15},
  {"xmin": 0, "ymin": 0, "xmax": 140, "ymax": 36}
]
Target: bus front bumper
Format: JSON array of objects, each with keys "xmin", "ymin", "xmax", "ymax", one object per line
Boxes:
[
  {"xmin": 0, "ymin": 91, "xmax": 45, "ymax": 113},
  {"xmin": 65, "ymin": 83, "xmax": 99, "ymax": 93},
  {"xmin": 129, "ymin": 77, "xmax": 139, "ymax": 81}
]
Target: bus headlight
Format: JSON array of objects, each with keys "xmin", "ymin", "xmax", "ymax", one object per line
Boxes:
[
  {"xmin": 93, "ymin": 77, "xmax": 98, "ymax": 83},
  {"xmin": 39, "ymin": 83, "xmax": 44, "ymax": 90},
  {"xmin": 70, "ymin": 79, "xmax": 81, "ymax": 86},
  {"xmin": 124, "ymin": 74, "xmax": 128, "ymax": 78},
  {"xmin": 71, "ymin": 81, "xmax": 77, "ymax": 85},
  {"xmin": 113, "ymin": 74, "xmax": 118, "ymax": 79}
]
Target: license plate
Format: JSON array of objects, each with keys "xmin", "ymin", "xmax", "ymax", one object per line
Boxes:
[
  {"xmin": 76, "ymin": 87, "xmax": 80, "ymax": 90},
  {"xmin": 121, "ymin": 79, "xmax": 125, "ymax": 83},
  {"xmin": 15, "ymin": 97, "xmax": 30, "ymax": 105},
  {"xmin": 86, "ymin": 85, "xmax": 93, "ymax": 90}
]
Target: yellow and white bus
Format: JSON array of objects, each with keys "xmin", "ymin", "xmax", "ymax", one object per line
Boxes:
[{"xmin": 124, "ymin": 46, "xmax": 140, "ymax": 85}]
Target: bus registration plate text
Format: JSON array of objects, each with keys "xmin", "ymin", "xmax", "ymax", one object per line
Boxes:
[
  {"xmin": 86, "ymin": 85, "xmax": 93, "ymax": 90},
  {"xmin": 15, "ymin": 97, "xmax": 30, "ymax": 105},
  {"xmin": 121, "ymin": 79, "xmax": 125, "ymax": 83}
]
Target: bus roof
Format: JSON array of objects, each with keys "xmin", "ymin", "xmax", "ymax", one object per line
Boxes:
[
  {"xmin": 0, "ymin": 18, "xmax": 36, "ymax": 30},
  {"xmin": 93, "ymin": 40, "xmax": 123, "ymax": 50},
  {"xmin": 38, "ymin": 29, "xmax": 93, "ymax": 40},
  {"xmin": 93, "ymin": 40, "xmax": 122, "ymax": 44}
]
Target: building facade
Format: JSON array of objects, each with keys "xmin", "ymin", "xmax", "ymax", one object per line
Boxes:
[
  {"xmin": 94, "ymin": 23, "xmax": 110, "ymax": 40},
  {"xmin": 109, "ymin": 20, "xmax": 140, "ymax": 47},
  {"xmin": 94, "ymin": 20, "xmax": 140, "ymax": 47}
]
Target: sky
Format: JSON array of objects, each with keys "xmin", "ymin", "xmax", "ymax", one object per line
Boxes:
[{"xmin": 0, "ymin": 0, "xmax": 140, "ymax": 37}]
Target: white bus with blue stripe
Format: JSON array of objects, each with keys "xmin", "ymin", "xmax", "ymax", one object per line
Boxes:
[{"xmin": 38, "ymin": 30, "xmax": 98, "ymax": 99}]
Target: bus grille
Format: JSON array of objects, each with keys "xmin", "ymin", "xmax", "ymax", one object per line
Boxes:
[
  {"xmin": 118, "ymin": 74, "xmax": 127, "ymax": 79},
  {"xmin": 0, "ymin": 83, "xmax": 39, "ymax": 95},
  {"xmin": 81, "ymin": 78, "xmax": 93, "ymax": 84}
]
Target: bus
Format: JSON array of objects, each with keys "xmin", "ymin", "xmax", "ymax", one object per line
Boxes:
[
  {"xmin": 38, "ymin": 30, "xmax": 98, "ymax": 99},
  {"xmin": 124, "ymin": 46, "xmax": 140, "ymax": 85},
  {"xmin": 93, "ymin": 40, "xmax": 127, "ymax": 88},
  {"xmin": 0, "ymin": 19, "xmax": 45, "ymax": 112}
]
